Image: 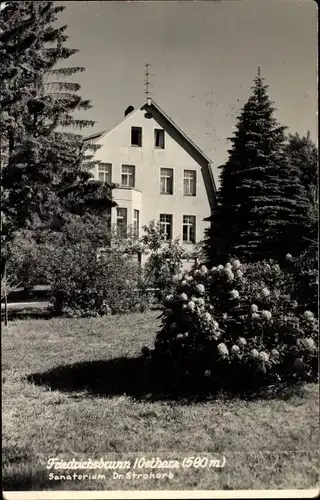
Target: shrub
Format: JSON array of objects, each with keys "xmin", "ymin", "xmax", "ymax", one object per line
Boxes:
[
  {"xmin": 45, "ymin": 243, "xmax": 140, "ymax": 317},
  {"xmin": 283, "ymin": 251, "xmax": 318, "ymax": 317},
  {"xmin": 140, "ymin": 221, "xmax": 190, "ymax": 302},
  {"xmin": 147, "ymin": 259, "xmax": 318, "ymax": 395}
]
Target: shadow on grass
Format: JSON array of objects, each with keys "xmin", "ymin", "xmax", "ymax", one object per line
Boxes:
[
  {"xmin": 1, "ymin": 308, "xmax": 54, "ymax": 321},
  {"xmin": 27, "ymin": 357, "xmax": 221, "ymax": 403},
  {"xmin": 26, "ymin": 356, "xmax": 311, "ymax": 403}
]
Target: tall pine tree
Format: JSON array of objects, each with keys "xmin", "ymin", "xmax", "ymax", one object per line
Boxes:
[
  {"xmin": 0, "ymin": 1, "xmax": 114, "ymax": 268},
  {"xmin": 205, "ymin": 69, "xmax": 310, "ymax": 265}
]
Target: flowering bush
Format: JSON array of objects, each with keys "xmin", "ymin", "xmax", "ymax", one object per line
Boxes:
[
  {"xmin": 46, "ymin": 243, "xmax": 140, "ymax": 317},
  {"xmin": 146, "ymin": 259, "xmax": 318, "ymax": 395}
]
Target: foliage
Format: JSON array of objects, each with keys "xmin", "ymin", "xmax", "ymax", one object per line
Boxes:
[
  {"xmin": 44, "ymin": 241, "xmax": 140, "ymax": 317},
  {"xmin": 205, "ymin": 69, "xmax": 311, "ymax": 266},
  {"xmin": 0, "ymin": 1, "xmax": 114, "ymax": 275},
  {"xmin": 147, "ymin": 259, "xmax": 318, "ymax": 395},
  {"xmin": 5, "ymin": 230, "xmax": 44, "ymax": 293},
  {"xmin": 284, "ymin": 131, "xmax": 318, "ymax": 204},
  {"xmin": 283, "ymin": 252, "xmax": 318, "ymax": 317},
  {"xmin": 1, "ymin": 272, "xmax": 19, "ymax": 300},
  {"xmin": 284, "ymin": 132, "xmax": 318, "ymax": 258},
  {"xmin": 139, "ymin": 221, "xmax": 191, "ymax": 302}
]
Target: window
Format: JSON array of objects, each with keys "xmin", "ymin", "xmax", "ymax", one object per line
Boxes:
[
  {"xmin": 160, "ymin": 168, "xmax": 173, "ymax": 194},
  {"xmin": 121, "ymin": 165, "xmax": 135, "ymax": 188},
  {"xmin": 131, "ymin": 126, "xmax": 142, "ymax": 146},
  {"xmin": 133, "ymin": 209, "xmax": 140, "ymax": 237},
  {"xmin": 98, "ymin": 163, "xmax": 112, "ymax": 184},
  {"xmin": 183, "ymin": 169, "xmax": 196, "ymax": 196},
  {"xmin": 183, "ymin": 215, "xmax": 196, "ymax": 243},
  {"xmin": 116, "ymin": 207, "xmax": 127, "ymax": 236},
  {"xmin": 154, "ymin": 129, "xmax": 165, "ymax": 148},
  {"xmin": 159, "ymin": 214, "xmax": 173, "ymax": 241}
]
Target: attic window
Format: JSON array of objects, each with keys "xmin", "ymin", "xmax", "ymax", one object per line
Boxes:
[
  {"xmin": 131, "ymin": 127, "xmax": 142, "ymax": 147},
  {"xmin": 154, "ymin": 129, "xmax": 165, "ymax": 149}
]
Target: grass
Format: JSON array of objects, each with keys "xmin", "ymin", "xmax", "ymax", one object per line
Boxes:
[{"xmin": 2, "ymin": 311, "xmax": 319, "ymax": 492}]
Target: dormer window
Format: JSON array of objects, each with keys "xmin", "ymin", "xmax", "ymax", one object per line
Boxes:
[
  {"xmin": 154, "ymin": 129, "xmax": 165, "ymax": 149},
  {"xmin": 131, "ymin": 126, "xmax": 142, "ymax": 146}
]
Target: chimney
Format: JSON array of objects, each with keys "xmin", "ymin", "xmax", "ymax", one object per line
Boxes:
[{"xmin": 124, "ymin": 105, "xmax": 134, "ymax": 117}]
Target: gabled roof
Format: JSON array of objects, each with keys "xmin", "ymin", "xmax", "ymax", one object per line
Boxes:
[{"xmin": 84, "ymin": 98, "xmax": 217, "ymax": 193}]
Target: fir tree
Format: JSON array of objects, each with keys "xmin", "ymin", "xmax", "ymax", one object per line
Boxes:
[
  {"xmin": 0, "ymin": 1, "xmax": 114, "ymax": 264},
  {"xmin": 205, "ymin": 69, "xmax": 310, "ymax": 265}
]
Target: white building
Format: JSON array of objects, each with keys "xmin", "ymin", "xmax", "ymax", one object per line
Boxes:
[{"xmin": 84, "ymin": 98, "xmax": 217, "ymax": 253}]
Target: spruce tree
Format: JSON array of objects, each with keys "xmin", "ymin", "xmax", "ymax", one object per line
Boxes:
[
  {"xmin": 205, "ymin": 69, "xmax": 310, "ymax": 265},
  {"xmin": 0, "ymin": 1, "xmax": 114, "ymax": 265}
]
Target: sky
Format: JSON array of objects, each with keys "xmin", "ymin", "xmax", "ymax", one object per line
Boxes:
[{"xmin": 58, "ymin": 0, "xmax": 318, "ymax": 185}]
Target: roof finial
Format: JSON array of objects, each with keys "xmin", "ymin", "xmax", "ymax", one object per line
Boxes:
[{"xmin": 144, "ymin": 62, "xmax": 154, "ymax": 104}]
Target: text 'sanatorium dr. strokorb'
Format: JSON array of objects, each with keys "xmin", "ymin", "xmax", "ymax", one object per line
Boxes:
[{"xmin": 46, "ymin": 456, "xmax": 227, "ymax": 482}]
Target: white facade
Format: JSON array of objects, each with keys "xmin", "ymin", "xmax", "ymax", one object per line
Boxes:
[{"xmin": 85, "ymin": 99, "xmax": 216, "ymax": 253}]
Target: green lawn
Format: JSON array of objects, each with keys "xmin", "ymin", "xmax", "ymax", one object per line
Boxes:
[{"xmin": 2, "ymin": 311, "xmax": 319, "ymax": 492}]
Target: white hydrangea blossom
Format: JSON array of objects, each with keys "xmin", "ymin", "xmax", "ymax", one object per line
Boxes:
[
  {"xmin": 231, "ymin": 345, "xmax": 240, "ymax": 355},
  {"xmin": 261, "ymin": 310, "xmax": 272, "ymax": 320},
  {"xmin": 261, "ymin": 287, "xmax": 270, "ymax": 297},
  {"xmin": 165, "ymin": 294, "xmax": 173, "ymax": 302},
  {"xmin": 303, "ymin": 310, "xmax": 315, "ymax": 321},
  {"xmin": 232, "ymin": 259, "xmax": 241, "ymax": 271},
  {"xmin": 217, "ymin": 264, "xmax": 224, "ymax": 271},
  {"xmin": 225, "ymin": 262, "xmax": 232, "ymax": 269},
  {"xmin": 258, "ymin": 351, "xmax": 269, "ymax": 362},
  {"xmin": 230, "ymin": 289, "xmax": 240, "ymax": 299},
  {"xmin": 200, "ymin": 265, "xmax": 208, "ymax": 274},
  {"xmin": 196, "ymin": 284, "xmax": 205, "ymax": 295},
  {"xmin": 250, "ymin": 304, "xmax": 259, "ymax": 313},
  {"xmin": 271, "ymin": 348, "xmax": 279, "ymax": 358},
  {"xmin": 217, "ymin": 343, "xmax": 229, "ymax": 356},
  {"xmin": 250, "ymin": 348, "xmax": 259, "ymax": 359},
  {"xmin": 225, "ymin": 269, "xmax": 235, "ymax": 281},
  {"xmin": 181, "ymin": 280, "xmax": 187, "ymax": 287},
  {"xmin": 187, "ymin": 300, "xmax": 196, "ymax": 311},
  {"xmin": 301, "ymin": 337, "xmax": 316, "ymax": 351},
  {"xmin": 197, "ymin": 297, "xmax": 205, "ymax": 306},
  {"xmin": 203, "ymin": 312, "xmax": 212, "ymax": 322},
  {"xmin": 251, "ymin": 312, "xmax": 260, "ymax": 320},
  {"xmin": 180, "ymin": 293, "xmax": 188, "ymax": 302},
  {"xmin": 285, "ymin": 253, "xmax": 293, "ymax": 261},
  {"xmin": 237, "ymin": 337, "xmax": 247, "ymax": 347}
]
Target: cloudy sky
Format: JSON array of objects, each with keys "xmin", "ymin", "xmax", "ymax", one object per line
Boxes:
[{"xmin": 59, "ymin": 0, "xmax": 317, "ymax": 185}]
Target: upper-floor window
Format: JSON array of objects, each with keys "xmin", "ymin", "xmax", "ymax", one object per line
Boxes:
[
  {"xmin": 160, "ymin": 168, "xmax": 173, "ymax": 194},
  {"xmin": 117, "ymin": 207, "xmax": 127, "ymax": 236},
  {"xmin": 159, "ymin": 213, "xmax": 173, "ymax": 241},
  {"xmin": 98, "ymin": 163, "xmax": 112, "ymax": 184},
  {"xmin": 154, "ymin": 129, "xmax": 165, "ymax": 149},
  {"xmin": 133, "ymin": 209, "xmax": 140, "ymax": 237},
  {"xmin": 183, "ymin": 215, "xmax": 196, "ymax": 243},
  {"xmin": 183, "ymin": 169, "xmax": 196, "ymax": 196},
  {"xmin": 121, "ymin": 165, "xmax": 135, "ymax": 188},
  {"xmin": 131, "ymin": 126, "xmax": 142, "ymax": 146}
]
